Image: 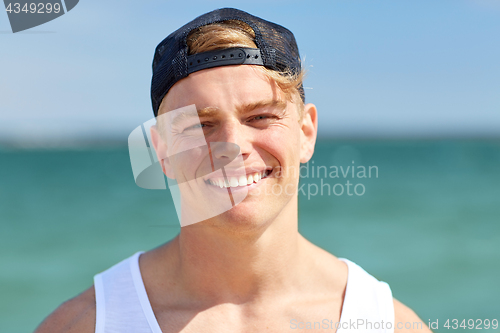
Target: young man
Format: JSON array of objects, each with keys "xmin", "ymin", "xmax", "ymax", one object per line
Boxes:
[{"xmin": 35, "ymin": 8, "xmax": 432, "ymax": 333}]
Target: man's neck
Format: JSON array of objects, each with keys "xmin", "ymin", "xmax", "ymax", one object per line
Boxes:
[{"xmin": 164, "ymin": 197, "xmax": 310, "ymax": 305}]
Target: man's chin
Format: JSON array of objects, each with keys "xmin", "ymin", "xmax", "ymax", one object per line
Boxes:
[{"xmin": 197, "ymin": 204, "xmax": 274, "ymax": 231}]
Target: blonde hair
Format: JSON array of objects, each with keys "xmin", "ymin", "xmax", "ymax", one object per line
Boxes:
[{"xmin": 186, "ymin": 20, "xmax": 306, "ymax": 114}]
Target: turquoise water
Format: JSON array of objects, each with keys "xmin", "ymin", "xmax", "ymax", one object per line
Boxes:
[{"xmin": 1, "ymin": 139, "xmax": 499, "ymax": 332}]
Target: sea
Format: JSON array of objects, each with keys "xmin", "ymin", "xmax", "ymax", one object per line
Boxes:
[{"xmin": 1, "ymin": 139, "xmax": 499, "ymax": 332}]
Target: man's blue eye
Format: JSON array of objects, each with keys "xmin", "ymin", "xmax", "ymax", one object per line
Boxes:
[{"xmin": 185, "ymin": 123, "xmax": 205, "ymax": 131}]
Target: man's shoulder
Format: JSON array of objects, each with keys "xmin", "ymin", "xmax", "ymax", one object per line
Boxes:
[
  {"xmin": 34, "ymin": 286, "xmax": 96, "ymax": 333},
  {"xmin": 394, "ymin": 297, "xmax": 433, "ymax": 333}
]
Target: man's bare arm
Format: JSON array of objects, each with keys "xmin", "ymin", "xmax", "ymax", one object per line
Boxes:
[{"xmin": 34, "ymin": 286, "xmax": 96, "ymax": 333}]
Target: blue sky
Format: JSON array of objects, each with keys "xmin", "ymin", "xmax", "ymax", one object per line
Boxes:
[{"xmin": 1, "ymin": 0, "xmax": 499, "ymax": 145}]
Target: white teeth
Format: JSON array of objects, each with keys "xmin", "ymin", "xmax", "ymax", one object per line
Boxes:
[
  {"xmin": 229, "ymin": 177, "xmax": 239, "ymax": 187},
  {"xmin": 206, "ymin": 170, "xmax": 270, "ymax": 188},
  {"xmin": 254, "ymin": 173, "xmax": 260, "ymax": 182}
]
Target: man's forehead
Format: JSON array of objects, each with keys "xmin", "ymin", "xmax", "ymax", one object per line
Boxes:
[{"xmin": 159, "ymin": 65, "xmax": 281, "ymax": 109}]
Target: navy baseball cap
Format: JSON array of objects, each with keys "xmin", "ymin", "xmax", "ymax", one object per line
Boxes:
[{"xmin": 150, "ymin": 7, "xmax": 304, "ymax": 117}]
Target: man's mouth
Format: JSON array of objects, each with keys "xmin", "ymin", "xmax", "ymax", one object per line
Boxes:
[{"xmin": 204, "ymin": 169, "xmax": 272, "ymax": 188}]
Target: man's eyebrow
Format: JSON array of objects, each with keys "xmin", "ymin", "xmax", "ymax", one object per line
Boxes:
[
  {"xmin": 170, "ymin": 107, "xmax": 219, "ymax": 127},
  {"xmin": 237, "ymin": 99, "xmax": 287, "ymax": 114}
]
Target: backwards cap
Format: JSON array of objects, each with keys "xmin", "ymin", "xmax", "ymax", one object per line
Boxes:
[{"xmin": 150, "ymin": 7, "xmax": 304, "ymax": 117}]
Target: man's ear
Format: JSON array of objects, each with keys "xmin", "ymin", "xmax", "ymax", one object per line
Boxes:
[
  {"xmin": 150, "ymin": 125, "xmax": 175, "ymax": 179},
  {"xmin": 299, "ymin": 103, "xmax": 318, "ymax": 164}
]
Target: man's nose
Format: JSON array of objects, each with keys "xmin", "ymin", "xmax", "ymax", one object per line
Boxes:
[{"xmin": 211, "ymin": 121, "xmax": 251, "ymax": 160}]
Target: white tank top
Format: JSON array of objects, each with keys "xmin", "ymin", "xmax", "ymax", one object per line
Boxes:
[{"xmin": 94, "ymin": 252, "xmax": 394, "ymax": 333}]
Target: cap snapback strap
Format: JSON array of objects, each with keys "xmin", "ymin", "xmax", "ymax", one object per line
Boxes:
[{"xmin": 187, "ymin": 47, "xmax": 264, "ymax": 74}]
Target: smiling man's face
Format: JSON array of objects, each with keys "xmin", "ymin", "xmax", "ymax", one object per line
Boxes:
[{"xmin": 151, "ymin": 64, "xmax": 317, "ymax": 229}]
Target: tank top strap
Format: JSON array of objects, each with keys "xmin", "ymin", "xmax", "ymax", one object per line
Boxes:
[
  {"xmin": 94, "ymin": 251, "xmax": 161, "ymax": 333},
  {"xmin": 337, "ymin": 258, "xmax": 395, "ymax": 333}
]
